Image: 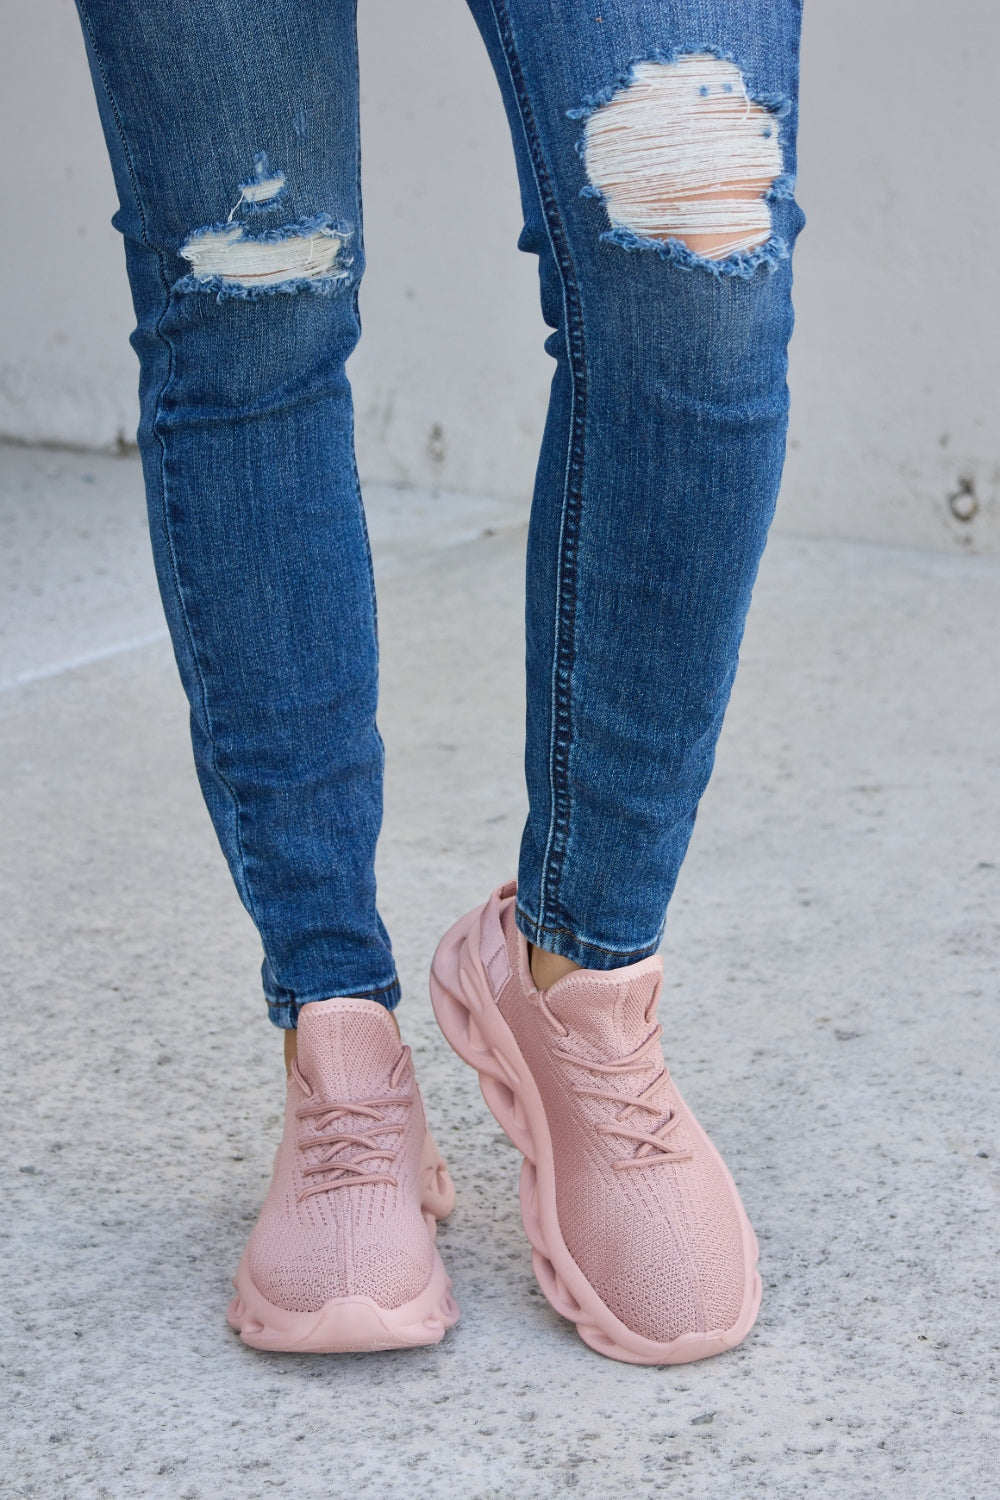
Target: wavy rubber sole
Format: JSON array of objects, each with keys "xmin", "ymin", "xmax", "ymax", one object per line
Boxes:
[
  {"xmin": 430, "ymin": 905, "xmax": 762, "ymax": 1366},
  {"xmin": 227, "ymin": 1134, "xmax": 460, "ymax": 1353}
]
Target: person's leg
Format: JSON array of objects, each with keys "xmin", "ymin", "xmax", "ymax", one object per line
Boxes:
[
  {"xmin": 75, "ymin": 0, "xmax": 457, "ymax": 1351},
  {"xmin": 465, "ymin": 0, "xmax": 804, "ymax": 968},
  {"xmin": 75, "ymin": 0, "xmax": 398, "ymax": 1027},
  {"xmin": 432, "ymin": 0, "xmax": 803, "ymax": 1362}
]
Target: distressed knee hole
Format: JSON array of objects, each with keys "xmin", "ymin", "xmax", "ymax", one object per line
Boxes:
[
  {"xmin": 180, "ymin": 221, "xmax": 347, "ymax": 289},
  {"xmin": 583, "ymin": 54, "xmax": 783, "ymax": 262},
  {"xmin": 177, "ymin": 155, "xmax": 350, "ymax": 298}
]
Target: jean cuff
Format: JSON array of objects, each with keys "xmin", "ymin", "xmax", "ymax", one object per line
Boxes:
[
  {"xmin": 514, "ymin": 903, "xmax": 662, "ymax": 972},
  {"xmin": 266, "ymin": 975, "xmax": 402, "ymax": 1030}
]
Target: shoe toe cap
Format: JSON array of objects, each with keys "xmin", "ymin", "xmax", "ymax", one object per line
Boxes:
[
  {"xmin": 560, "ymin": 1160, "xmax": 752, "ymax": 1343},
  {"xmin": 247, "ymin": 1210, "xmax": 436, "ymax": 1314}
]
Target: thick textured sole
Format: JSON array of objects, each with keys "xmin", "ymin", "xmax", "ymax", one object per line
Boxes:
[
  {"xmin": 227, "ymin": 1133, "xmax": 460, "ymax": 1353},
  {"xmin": 430, "ymin": 904, "xmax": 762, "ymax": 1366}
]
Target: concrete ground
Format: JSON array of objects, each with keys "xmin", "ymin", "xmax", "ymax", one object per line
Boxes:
[{"xmin": 1, "ymin": 441, "xmax": 998, "ymax": 1499}]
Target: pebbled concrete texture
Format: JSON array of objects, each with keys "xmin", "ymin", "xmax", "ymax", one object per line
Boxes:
[{"xmin": 1, "ymin": 443, "xmax": 998, "ymax": 1499}]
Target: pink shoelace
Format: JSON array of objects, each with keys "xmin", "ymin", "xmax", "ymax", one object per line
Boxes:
[
  {"xmin": 547, "ymin": 1011, "xmax": 693, "ymax": 1171},
  {"xmin": 292, "ymin": 1048, "xmax": 413, "ymax": 1201}
]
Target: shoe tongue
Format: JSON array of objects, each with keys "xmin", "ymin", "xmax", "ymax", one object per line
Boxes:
[
  {"xmin": 542, "ymin": 962, "xmax": 664, "ymax": 1064},
  {"xmin": 294, "ymin": 998, "xmax": 402, "ymax": 1100},
  {"xmin": 497, "ymin": 893, "xmax": 664, "ymax": 1063}
]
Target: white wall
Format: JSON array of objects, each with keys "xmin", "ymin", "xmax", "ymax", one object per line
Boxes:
[
  {"xmin": 1, "ymin": 0, "xmax": 998, "ymax": 553},
  {"xmin": 785, "ymin": 5, "xmax": 1000, "ymax": 553}
]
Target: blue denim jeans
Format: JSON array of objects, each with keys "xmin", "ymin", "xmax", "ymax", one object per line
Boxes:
[{"xmin": 75, "ymin": 0, "xmax": 804, "ymax": 1027}]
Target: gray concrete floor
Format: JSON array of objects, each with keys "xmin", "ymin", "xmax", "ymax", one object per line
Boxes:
[{"xmin": 2, "ymin": 442, "xmax": 999, "ymax": 1499}]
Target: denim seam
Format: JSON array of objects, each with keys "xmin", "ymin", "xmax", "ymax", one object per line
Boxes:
[
  {"xmin": 76, "ymin": 3, "xmax": 268, "ymax": 943},
  {"xmin": 486, "ymin": 0, "xmax": 586, "ymax": 940},
  {"xmin": 346, "ymin": 35, "xmax": 389, "ymax": 909},
  {"xmin": 348, "ymin": 29, "xmax": 378, "ymax": 651}
]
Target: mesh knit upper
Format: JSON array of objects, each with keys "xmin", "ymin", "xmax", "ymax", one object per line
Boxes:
[
  {"xmin": 246, "ymin": 1000, "xmax": 436, "ymax": 1314},
  {"xmin": 495, "ymin": 899, "xmax": 746, "ymax": 1341}
]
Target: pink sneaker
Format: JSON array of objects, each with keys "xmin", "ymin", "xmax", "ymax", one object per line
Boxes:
[
  {"xmin": 227, "ymin": 997, "xmax": 459, "ymax": 1353},
  {"xmin": 430, "ymin": 883, "xmax": 761, "ymax": 1365}
]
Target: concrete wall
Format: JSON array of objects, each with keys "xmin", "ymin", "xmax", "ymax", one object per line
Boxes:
[{"xmin": 2, "ymin": 0, "xmax": 997, "ymax": 553}]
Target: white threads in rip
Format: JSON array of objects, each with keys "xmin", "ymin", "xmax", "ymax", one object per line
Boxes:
[
  {"xmin": 180, "ymin": 222, "xmax": 346, "ymax": 287},
  {"xmin": 238, "ymin": 172, "xmax": 286, "ymax": 204},
  {"xmin": 584, "ymin": 54, "xmax": 783, "ymax": 260},
  {"xmin": 227, "ymin": 158, "xmax": 287, "ymax": 220}
]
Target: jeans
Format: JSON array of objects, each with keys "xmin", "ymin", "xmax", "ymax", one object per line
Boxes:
[{"xmin": 75, "ymin": 0, "xmax": 805, "ymax": 1028}]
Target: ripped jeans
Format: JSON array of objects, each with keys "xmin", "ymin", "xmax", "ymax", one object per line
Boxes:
[{"xmin": 75, "ymin": 0, "xmax": 805, "ymax": 1027}]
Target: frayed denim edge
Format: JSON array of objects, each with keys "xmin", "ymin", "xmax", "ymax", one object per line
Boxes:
[
  {"xmin": 567, "ymin": 45, "xmax": 795, "ymax": 280},
  {"xmin": 599, "ymin": 225, "xmax": 789, "ymax": 279},
  {"xmin": 174, "ymin": 269, "xmax": 352, "ymax": 302},
  {"xmin": 183, "ymin": 210, "xmax": 351, "ymax": 245},
  {"xmin": 238, "ymin": 191, "xmax": 289, "ymax": 216},
  {"xmin": 566, "ymin": 43, "xmax": 792, "ymax": 121},
  {"xmin": 175, "ymin": 213, "xmax": 354, "ymax": 301},
  {"xmin": 236, "ymin": 150, "xmax": 288, "ymax": 214}
]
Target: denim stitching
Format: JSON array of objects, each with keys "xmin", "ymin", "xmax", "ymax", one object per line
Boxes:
[
  {"xmin": 347, "ymin": 29, "xmax": 378, "ymax": 652},
  {"xmin": 75, "ymin": 2, "xmax": 267, "ymax": 939},
  {"xmin": 516, "ymin": 904, "xmax": 663, "ymax": 963},
  {"xmin": 344, "ymin": 30, "xmax": 390, "ymax": 968},
  {"xmin": 486, "ymin": 0, "xmax": 586, "ymax": 940}
]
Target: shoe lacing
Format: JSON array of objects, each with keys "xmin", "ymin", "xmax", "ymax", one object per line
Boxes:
[
  {"xmin": 292, "ymin": 1048, "xmax": 413, "ymax": 1202},
  {"xmin": 550, "ymin": 1017, "xmax": 693, "ymax": 1171}
]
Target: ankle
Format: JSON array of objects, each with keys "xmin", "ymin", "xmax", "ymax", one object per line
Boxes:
[{"xmin": 529, "ymin": 944, "xmax": 582, "ymax": 991}]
